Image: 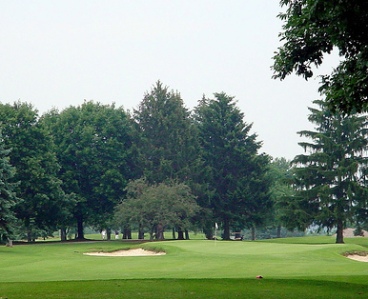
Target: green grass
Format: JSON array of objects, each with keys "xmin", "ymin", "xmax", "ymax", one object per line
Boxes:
[{"xmin": 1, "ymin": 236, "xmax": 368, "ymax": 298}]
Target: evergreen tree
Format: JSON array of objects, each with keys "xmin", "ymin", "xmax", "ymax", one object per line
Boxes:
[
  {"xmin": 292, "ymin": 100, "xmax": 368, "ymax": 243},
  {"xmin": 194, "ymin": 93, "xmax": 271, "ymax": 240},
  {"xmin": 133, "ymin": 81, "xmax": 201, "ymax": 184},
  {"xmin": 133, "ymin": 82, "xmax": 204, "ymax": 239}
]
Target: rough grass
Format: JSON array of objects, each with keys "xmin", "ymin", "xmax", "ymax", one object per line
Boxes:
[{"xmin": 1, "ymin": 236, "xmax": 368, "ymax": 298}]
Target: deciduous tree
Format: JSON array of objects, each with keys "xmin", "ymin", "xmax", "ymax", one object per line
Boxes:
[
  {"xmin": 44, "ymin": 101, "xmax": 135, "ymax": 239},
  {"xmin": 0, "ymin": 130, "xmax": 19, "ymax": 243},
  {"xmin": 114, "ymin": 179, "xmax": 199, "ymax": 240},
  {"xmin": 273, "ymin": 0, "xmax": 368, "ymax": 113},
  {"xmin": 0, "ymin": 102, "xmax": 67, "ymax": 241}
]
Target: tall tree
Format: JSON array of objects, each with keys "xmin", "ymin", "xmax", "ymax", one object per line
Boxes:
[
  {"xmin": 0, "ymin": 129, "xmax": 19, "ymax": 243},
  {"xmin": 193, "ymin": 93, "xmax": 271, "ymax": 240},
  {"xmin": 292, "ymin": 99, "xmax": 368, "ymax": 243},
  {"xmin": 0, "ymin": 102, "xmax": 67, "ymax": 241},
  {"xmin": 133, "ymin": 81, "xmax": 204, "ymax": 239},
  {"xmin": 133, "ymin": 81, "xmax": 201, "ymax": 184},
  {"xmin": 273, "ymin": 0, "xmax": 368, "ymax": 113},
  {"xmin": 44, "ymin": 101, "xmax": 135, "ymax": 239}
]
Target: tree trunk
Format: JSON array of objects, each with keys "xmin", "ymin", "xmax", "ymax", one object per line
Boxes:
[
  {"xmin": 26, "ymin": 227, "xmax": 36, "ymax": 242},
  {"xmin": 172, "ymin": 228, "xmax": 176, "ymax": 240},
  {"xmin": 76, "ymin": 216, "xmax": 85, "ymax": 240},
  {"xmin": 122, "ymin": 227, "xmax": 132, "ymax": 239},
  {"xmin": 177, "ymin": 229, "xmax": 184, "ymax": 240},
  {"xmin": 185, "ymin": 229, "xmax": 190, "ymax": 240},
  {"xmin": 336, "ymin": 219, "xmax": 344, "ymax": 244},
  {"xmin": 156, "ymin": 223, "xmax": 164, "ymax": 240},
  {"xmin": 203, "ymin": 224, "xmax": 214, "ymax": 240},
  {"xmin": 223, "ymin": 218, "xmax": 230, "ymax": 240},
  {"xmin": 276, "ymin": 225, "xmax": 281, "ymax": 238},
  {"xmin": 138, "ymin": 224, "xmax": 145, "ymax": 239},
  {"xmin": 251, "ymin": 226, "xmax": 256, "ymax": 241},
  {"xmin": 106, "ymin": 228, "xmax": 111, "ymax": 240},
  {"xmin": 60, "ymin": 227, "xmax": 67, "ymax": 241},
  {"xmin": 6, "ymin": 238, "xmax": 13, "ymax": 247}
]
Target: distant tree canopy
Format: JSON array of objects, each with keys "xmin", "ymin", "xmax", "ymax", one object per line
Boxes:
[
  {"xmin": 273, "ymin": 0, "xmax": 368, "ymax": 113},
  {"xmin": 267, "ymin": 157, "xmax": 296, "ymax": 237}
]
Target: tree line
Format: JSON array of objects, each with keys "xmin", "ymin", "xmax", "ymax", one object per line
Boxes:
[
  {"xmin": 0, "ymin": 82, "xmax": 273, "ymax": 242},
  {"xmin": 1, "ymin": 81, "xmax": 368, "ymax": 244}
]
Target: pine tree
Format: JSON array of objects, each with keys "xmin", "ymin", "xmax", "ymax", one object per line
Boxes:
[
  {"xmin": 194, "ymin": 93, "xmax": 271, "ymax": 240},
  {"xmin": 292, "ymin": 100, "xmax": 368, "ymax": 243}
]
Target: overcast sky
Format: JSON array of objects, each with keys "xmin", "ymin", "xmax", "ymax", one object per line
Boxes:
[{"xmin": 0, "ymin": 1, "xmax": 338, "ymax": 160}]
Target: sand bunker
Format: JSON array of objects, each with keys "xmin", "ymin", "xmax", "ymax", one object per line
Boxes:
[
  {"xmin": 84, "ymin": 248, "xmax": 166, "ymax": 257},
  {"xmin": 346, "ymin": 255, "xmax": 368, "ymax": 262}
]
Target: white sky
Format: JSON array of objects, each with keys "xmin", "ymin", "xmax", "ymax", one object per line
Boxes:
[{"xmin": 0, "ymin": 1, "xmax": 338, "ymax": 160}]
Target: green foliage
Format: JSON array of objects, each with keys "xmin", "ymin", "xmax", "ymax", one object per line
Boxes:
[
  {"xmin": 132, "ymin": 81, "xmax": 201, "ymax": 184},
  {"xmin": 0, "ymin": 130, "xmax": 19, "ymax": 241},
  {"xmin": 268, "ymin": 158, "xmax": 300, "ymax": 233},
  {"xmin": 194, "ymin": 93, "xmax": 271, "ymax": 239},
  {"xmin": 43, "ymin": 101, "xmax": 135, "ymax": 239},
  {"xmin": 0, "ymin": 102, "xmax": 67, "ymax": 240},
  {"xmin": 291, "ymin": 100, "xmax": 368, "ymax": 243},
  {"xmin": 114, "ymin": 179, "xmax": 200, "ymax": 239},
  {"xmin": 273, "ymin": 0, "xmax": 368, "ymax": 113}
]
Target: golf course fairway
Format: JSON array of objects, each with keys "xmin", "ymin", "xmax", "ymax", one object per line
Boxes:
[{"xmin": 1, "ymin": 236, "xmax": 368, "ymax": 298}]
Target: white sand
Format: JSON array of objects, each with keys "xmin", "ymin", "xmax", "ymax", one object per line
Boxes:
[
  {"xmin": 346, "ymin": 255, "xmax": 368, "ymax": 262},
  {"xmin": 83, "ymin": 248, "xmax": 165, "ymax": 257}
]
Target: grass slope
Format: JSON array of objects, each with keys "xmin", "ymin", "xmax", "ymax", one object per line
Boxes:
[{"xmin": 1, "ymin": 236, "xmax": 368, "ymax": 298}]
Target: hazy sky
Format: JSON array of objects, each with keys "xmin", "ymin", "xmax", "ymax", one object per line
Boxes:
[{"xmin": 0, "ymin": 1, "xmax": 338, "ymax": 160}]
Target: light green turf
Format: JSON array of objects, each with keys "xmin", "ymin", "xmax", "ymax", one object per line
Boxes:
[
  {"xmin": 2, "ymin": 237, "xmax": 368, "ymax": 299},
  {"xmin": 1, "ymin": 237, "xmax": 368, "ymax": 283}
]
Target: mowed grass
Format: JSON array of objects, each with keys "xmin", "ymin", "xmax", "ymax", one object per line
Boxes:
[{"xmin": 1, "ymin": 236, "xmax": 368, "ymax": 298}]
